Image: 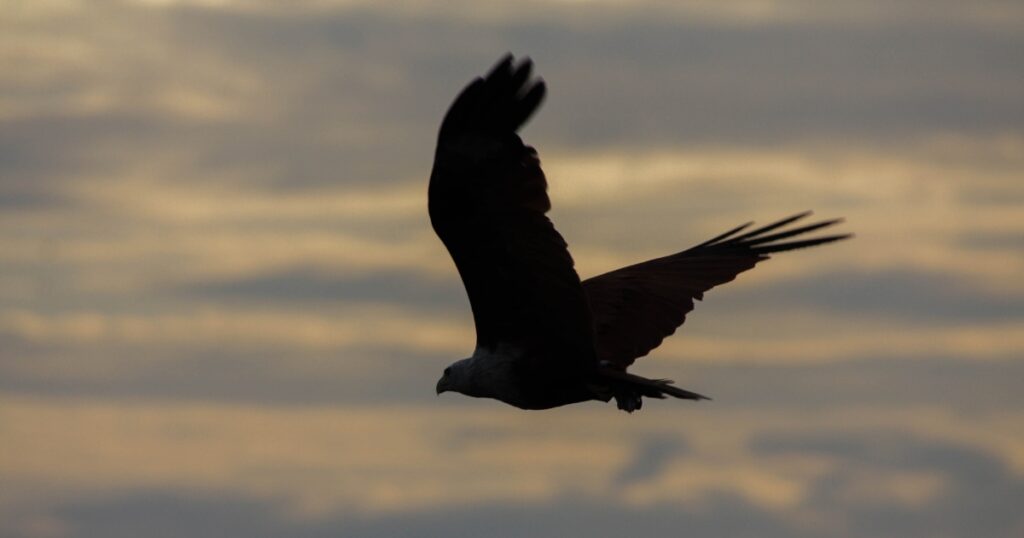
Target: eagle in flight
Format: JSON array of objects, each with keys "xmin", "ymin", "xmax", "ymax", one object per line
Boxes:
[{"xmin": 430, "ymin": 55, "xmax": 849, "ymax": 412}]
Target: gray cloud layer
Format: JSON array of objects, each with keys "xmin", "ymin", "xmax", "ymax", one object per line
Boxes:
[
  {"xmin": 10, "ymin": 432, "xmax": 1021, "ymax": 538},
  {"xmin": 2, "ymin": 2, "xmax": 1023, "ymax": 537}
]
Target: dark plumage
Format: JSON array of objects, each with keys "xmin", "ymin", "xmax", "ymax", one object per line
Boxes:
[{"xmin": 430, "ymin": 55, "xmax": 849, "ymax": 412}]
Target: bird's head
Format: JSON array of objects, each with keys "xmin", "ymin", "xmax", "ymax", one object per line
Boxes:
[{"xmin": 436, "ymin": 358, "xmax": 472, "ymax": 396}]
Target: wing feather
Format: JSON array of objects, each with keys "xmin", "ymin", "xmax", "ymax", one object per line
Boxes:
[
  {"xmin": 429, "ymin": 55, "xmax": 596, "ymax": 373},
  {"xmin": 583, "ymin": 213, "xmax": 850, "ymax": 368}
]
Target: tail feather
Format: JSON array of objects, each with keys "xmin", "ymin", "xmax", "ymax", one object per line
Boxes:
[{"xmin": 597, "ymin": 368, "xmax": 709, "ymax": 413}]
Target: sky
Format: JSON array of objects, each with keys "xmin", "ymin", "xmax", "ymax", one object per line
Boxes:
[{"xmin": 2, "ymin": 0, "xmax": 1023, "ymax": 536}]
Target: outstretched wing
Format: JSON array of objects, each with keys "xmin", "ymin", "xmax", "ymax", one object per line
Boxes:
[
  {"xmin": 583, "ymin": 212, "xmax": 849, "ymax": 369},
  {"xmin": 429, "ymin": 55, "xmax": 595, "ymax": 371}
]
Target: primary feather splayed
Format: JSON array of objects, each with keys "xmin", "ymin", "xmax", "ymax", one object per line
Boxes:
[{"xmin": 429, "ymin": 54, "xmax": 849, "ymax": 412}]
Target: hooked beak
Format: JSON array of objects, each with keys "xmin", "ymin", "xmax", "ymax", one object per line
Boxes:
[{"xmin": 436, "ymin": 377, "xmax": 448, "ymax": 395}]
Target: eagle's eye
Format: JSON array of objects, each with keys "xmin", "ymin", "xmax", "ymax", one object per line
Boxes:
[{"xmin": 444, "ymin": 367, "xmax": 452, "ymax": 376}]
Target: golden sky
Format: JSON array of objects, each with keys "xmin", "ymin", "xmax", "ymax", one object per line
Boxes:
[{"xmin": 2, "ymin": 1, "xmax": 1023, "ymax": 536}]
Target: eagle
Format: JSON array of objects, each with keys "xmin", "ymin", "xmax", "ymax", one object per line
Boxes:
[{"xmin": 430, "ymin": 54, "xmax": 849, "ymax": 412}]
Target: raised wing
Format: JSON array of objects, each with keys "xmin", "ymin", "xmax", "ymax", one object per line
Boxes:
[
  {"xmin": 583, "ymin": 212, "xmax": 849, "ymax": 368},
  {"xmin": 429, "ymin": 55, "xmax": 595, "ymax": 371}
]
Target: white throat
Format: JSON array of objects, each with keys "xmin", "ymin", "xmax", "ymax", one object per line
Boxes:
[{"xmin": 459, "ymin": 343, "xmax": 523, "ymax": 399}]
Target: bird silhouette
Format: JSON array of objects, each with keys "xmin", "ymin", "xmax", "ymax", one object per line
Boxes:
[{"xmin": 430, "ymin": 54, "xmax": 849, "ymax": 412}]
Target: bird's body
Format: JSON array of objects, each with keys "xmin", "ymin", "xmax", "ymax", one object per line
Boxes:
[
  {"xmin": 445, "ymin": 344, "xmax": 595, "ymax": 410},
  {"xmin": 431, "ymin": 55, "xmax": 849, "ymax": 412}
]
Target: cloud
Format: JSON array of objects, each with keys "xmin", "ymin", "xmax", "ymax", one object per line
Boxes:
[
  {"xmin": 711, "ymin": 268, "xmax": 1024, "ymax": 324},
  {"xmin": 751, "ymin": 431, "xmax": 1024, "ymax": 537},
  {"xmin": 654, "ymin": 318, "xmax": 1024, "ymax": 364},
  {"xmin": 101, "ymin": 0, "xmax": 1024, "ymax": 29},
  {"xmin": 3, "ymin": 488, "xmax": 799, "ymax": 538},
  {"xmin": 3, "ymin": 396, "xmax": 1022, "ymax": 537},
  {"xmin": 175, "ymin": 266, "xmax": 466, "ymax": 309},
  {"xmin": 4, "ymin": 0, "xmax": 1022, "ymax": 316},
  {"xmin": 613, "ymin": 435, "xmax": 690, "ymax": 487},
  {"xmin": 687, "ymin": 357, "xmax": 1024, "ymax": 413},
  {"xmin": 5, "ymin": 0, "xmax": 1023, "ymax": 204},
  {"xmin": 0, "ymin": 306, "xmax": 473, "ymax": 355},
  {"xmin": 2, "ymin": 3, "xmax": 1023, "ymax": 536},
  {"xmin": 5, "ymin": 136, "xmax": 1023, "ymax": 311}
]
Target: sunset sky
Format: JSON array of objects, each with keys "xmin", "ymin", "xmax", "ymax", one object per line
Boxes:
[{"xmin": 2, "ymin": 1, "xmax": 1023, "ymax": 536}]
